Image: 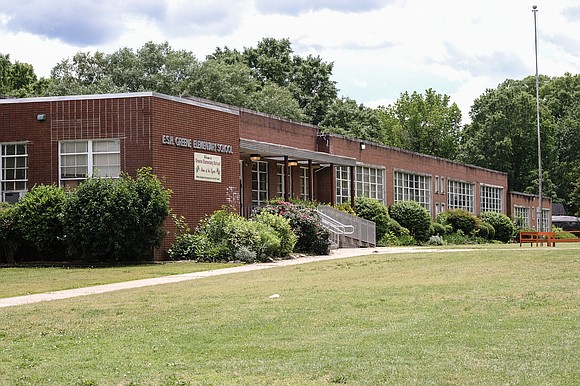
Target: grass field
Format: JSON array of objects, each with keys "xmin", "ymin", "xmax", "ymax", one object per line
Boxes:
[{"xmin": 1, "ymin": 246, "xmax": 579, "ymax": 385}]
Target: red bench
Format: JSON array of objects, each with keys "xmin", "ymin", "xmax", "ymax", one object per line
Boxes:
[{"xmin": 519, "ymin": 231, "xmax": 580, "ymax": 247}]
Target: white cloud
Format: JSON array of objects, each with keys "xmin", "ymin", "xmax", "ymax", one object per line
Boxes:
[{"xmin": 1, "ymin": 0, "xmax": 578, "ymax": 125}]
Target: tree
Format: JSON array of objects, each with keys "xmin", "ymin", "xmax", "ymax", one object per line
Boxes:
[
  {"xmin": 0, "ymin": 53, "xmax": 43, "ymax": 97},
  {"xmin": 379, "ymin": 89, "xmax": 462, "ymax": 159},
  {"xmin": 320, "ymin": 97, "xmax": 382, "ymax": 141}
]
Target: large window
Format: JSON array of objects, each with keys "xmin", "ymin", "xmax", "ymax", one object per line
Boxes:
[
  {"xmin": 356, "ymin": 166, "xmax": 384, "ymax": 203},
  {"xmin": 252, "ymin": 161, "xmax": 268, "ymax": 205},
  {"xmin": 1, "ymin": 143, "xmax": 28, "ymax": 203},
  {"xmin": 300, "ymin": 166, "xmax": 309, "ymax": 200},
  {"xmin": 448, "ymin": 180, "xmax": 475, "ymax": 212},
  {"xmin": 514, "ymin": 206, "xmax": 530, "ymax": 228},
  {"xmin": 393, "ymin": 171, "xmax": 431, "ymax": 211},
  {"xmin": 60, "ymin": 139, "xmax": 120, "ymax": 187},
  {"xmin": 276, "ymin": 164, "xmax": 286, "ymax": 198},
  {"xmin": 335, "ymin": 166, "xmax": 351, "ymax": 204},
  {"xmin": 480, "ymin": 184, "xmax": 503, "ymax": 213}
]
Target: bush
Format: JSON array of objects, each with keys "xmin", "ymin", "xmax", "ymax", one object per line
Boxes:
[
  {"xmin": 14, "ymin": 184, "xmax": 66, "ymax": 258},
  {"xmin": 353, "ymin": 197, "xmax": 393, "ymax": 240},
  {"xmin": 259, "ymin": 201, "xmax": 330, "ymax": 255},
  {"xmin": 441, "ymin": 209, "xmax": 479, "ymax": 235},
  {"xmin": 430, "ymin": 222, "xmax": 449, "ymax": 236},
  {"xmin": 333, "ymin": 202, "xmax": 355, "ymax": 215},
  {"xmin": 480, "ymin": 211, "xmax": 515, "ymax": 243},
  {"xmin": 0, "ymin": 203, "xmax": 19, "ymax": 263},
  {"xmin": 476, "ymin": 222, "xmax": 495, "ymax": 240},
  {"xmin": 253, "ymin": 211, "xmax": 297, "ymax": 257},
  {"xmin": 63, "ymin": 168, "xmax": 171, "ymax": 262},
  {"xmin": 388, "ymin": 201, "xmax": 432, "ymax": 242}
]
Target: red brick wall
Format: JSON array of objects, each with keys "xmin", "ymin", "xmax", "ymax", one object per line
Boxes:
[
  {"xmin": 149, "ymin": 97, "xmax": 240, "ymax": 258},
  {"xmin": 239, "ymin": 110, "xmax": 318, "ymax": 151},
  {"xmin": 508, "ymin": 192, "xmax": 552, "ymax": 229}
]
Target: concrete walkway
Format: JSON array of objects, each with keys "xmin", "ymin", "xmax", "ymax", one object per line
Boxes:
[{"xmin": 0, "ymin": 247, "xmax": 467, "ymax": 308}]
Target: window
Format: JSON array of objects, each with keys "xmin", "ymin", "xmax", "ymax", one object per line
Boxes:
[
  {"xmin": 539, "ymin": 208, "xmax": 550, "ymax": 231},
  {"xmin": 300, "ymin": 166, "xmax": 309, "ymax": 200},
  {"xmin": 393, "ymin": 171, "xmax": 431, "ymax": 211},
  {"xmin": 435, "ymin": 176, "xmax": 439, "ymax": 193},
  {"xmin": 336, "ymin": 166, "xmax": 351, "ymax": 204},
  {"xmin": 60, "ymin": 139, "xmax": 120, "ymax": 187},
  {"xmin": 252, "ymin": 161, "xmax": 268, "ymax": 205},
  {"xmin": 440, "ymin": 177, "xmax": 445, "ymax": 194},
  {"xmin": 276, "ymin": 164, "xmax": 286, "ymax": 198},
  {"xmin": 447, "ymin": 180, "xmax": 474, "ymax": 212},
  {"xmin": 355, "ymin": 166, "xmax": 384, "ymax": 203},
  {"xmin": 1, "ymin": 143, "xmax": 28, "ymax": 203},
  {"xmin": 514, "ymin": 206, "xmax": 530, "ymax": 228},
  {"xmin": 480, "ymin": 184, "xmax": 503, "ymax": 213}
]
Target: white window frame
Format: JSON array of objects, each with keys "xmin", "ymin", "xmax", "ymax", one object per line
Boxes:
[
  {"xmin": 480, "ymin": 184, "xmax": 504, "ymax": 213},
  {"xmin": 276, "ymin": 164, "xmax": 285, "ymax": 198},
  {"xmin": 393, "ymin": 170, "xmax": 432, "ymax": 212},
  {"xmin": 252, "ymin": 161, "xmax": 268, "ymax": 206},
  {"xmin": 355, "ymin": 165, "xmax": 385, "ymax": 203},
  {"xmin": 300, "ymin": 166, "xmax": 309, "ymax": 200},
  {"xmin": 59, "ymin": 139, "xmax": 120, "ymax": 187},
  {"xmin": 514, "ymin": 206, "xmax": 530, "ymax": 228},
  {"xmin": 1, "ymin": 142, "xmax": 28, "ymax": 203},
  {"xmin": 447, "ymin": 179, "xmax": 475, "ymax": 212},
  {"xmin": 336, "ymin": 166, "xmax": 351, "ymax": 204}
]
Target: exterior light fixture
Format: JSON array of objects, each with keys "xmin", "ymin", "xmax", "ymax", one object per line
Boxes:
[
  {"xmin": 360, "ymin": 143, "xmax": 366, "ymax": 150},
  {"xmin": 36, "ymin": 114, "xmax": 46, "ymax": 121},
  {"xmin": 287, "ymin": 161, "xmax": 298, "ymax": 167},
  {"xmin": 249, "ymin": 154, "xmax": 261, "ymax": 161}
]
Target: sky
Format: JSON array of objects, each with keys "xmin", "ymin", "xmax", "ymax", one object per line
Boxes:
[{"xmin": 1, "ymin": 0, "xmax": 579, "ymax": 123}]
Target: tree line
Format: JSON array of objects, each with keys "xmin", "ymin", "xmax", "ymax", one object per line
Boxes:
[{"xmin": 1, "ymin": 39, "xmax": 579, "ymax": 215}]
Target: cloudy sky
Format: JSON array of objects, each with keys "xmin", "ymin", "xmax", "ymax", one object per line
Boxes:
[{"xmin": 1, "ymin": 0, "xmax": 579, "ymax": 122}]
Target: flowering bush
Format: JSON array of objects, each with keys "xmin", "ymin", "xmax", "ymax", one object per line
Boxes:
[{"xmin": 258, "ymin": 200, "xmax": 330, "ymax": 255}]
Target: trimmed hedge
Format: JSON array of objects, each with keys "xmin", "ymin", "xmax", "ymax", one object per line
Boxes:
[
  {"xmin": 388, "ymin": 200, "xmax": 431, "ymax": 242},
  {"xmin": 480, "ymin": 211, "xmax": 514, "ymax": 243}
]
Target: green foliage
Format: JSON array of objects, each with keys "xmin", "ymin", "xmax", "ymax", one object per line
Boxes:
[
  {"xmin": 13, "ymin": 184, "xmax": 66, "ymax": 258},
  {"xmin": 441, "ymin": 209, "xmax": 479, "ymax": 235},
  {"xmin": 353, "ymin": 197, "xmax": 393, "ymax": 240},
  {"xmin": 0, "ymin": 203, "xmax": 19, "ymax": 263},
  {"xmin": 430, "ymin": 222, "xmax": 450, "ymax": 236},
  {"xmin": 476, "ymin": 222, "xmax": 496, "ymax": 240},
  {"xmin": 253, "ymin": 211, "xmax": 297, "ymax": 257},
  {"xmin": 377, "ymin": 88, "xmax": 462, "ymax": 159},
  {"xmin": 388, "ymin": 201, "xmax": 432, "ymax": 242},
  {"xmin": 63, "ymin": 168, "xmax": 171, "ymax": 262},
  {"xmin": 259, "ymin": 200, "xmax": 330, "ymax": 255},
  {"xmin": 480, "ymin": 211, "xmax": 515, "ymax": 243},
  {"xmin": 169, "ymin": 207, "xmax": 297, "ymax": 263},
  {"xmin": 332, "ymin": 202, "xmax": 355, "ymax": 215}
]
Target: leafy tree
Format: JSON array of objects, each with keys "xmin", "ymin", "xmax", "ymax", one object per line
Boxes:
[
  {"xmin": 320, "ymin": 97, "xmax": 382, "ymax": 141},
  {"xmin": 0, "ymin": 53, "xmax": 44, "ymax": 97},
  {"xmin": 378, "ymin": 89, "xmax": 462, "ymax": 159},
  {"xmin": 248, "ymin": 82, "xmax": 307, "ymax": 121}
]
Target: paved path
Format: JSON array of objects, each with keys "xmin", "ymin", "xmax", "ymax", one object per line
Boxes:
[{"xmin": 0, "ymin": 247, "xmax": 470, "ymax": 308}]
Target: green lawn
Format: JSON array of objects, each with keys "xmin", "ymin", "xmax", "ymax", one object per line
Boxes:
[
  {"xmin": 1, "ymin": 247, "xmax": 579, "ymax": 385},
  {"xmin": 0, "ymin": 261, "xmax": 239, "ymax": 299}
]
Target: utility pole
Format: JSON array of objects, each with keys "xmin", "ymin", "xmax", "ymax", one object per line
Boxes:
[{"xmin": 532, "ymin": 5, "xmax": 543, "ymax": 231}]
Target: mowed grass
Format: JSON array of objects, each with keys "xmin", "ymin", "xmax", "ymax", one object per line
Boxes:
[
  {"xmin": 0, "ymin": 262, "xmax": 239, "ymax": 299},
  {"xmin": 1, "ymin": 247, "xmax": 579, "ymax": 385}
]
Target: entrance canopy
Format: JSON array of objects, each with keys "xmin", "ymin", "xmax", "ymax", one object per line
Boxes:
[{"xmin": 240, "ymin": 138, "xmax": 356, "ymax": 166}]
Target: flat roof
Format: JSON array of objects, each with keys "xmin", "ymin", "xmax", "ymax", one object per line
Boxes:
[{"xmin": 0, "ymin": 92, "xmax": 240, "ymax": 116}]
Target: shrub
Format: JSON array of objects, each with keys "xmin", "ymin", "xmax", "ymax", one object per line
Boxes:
[
  {"xmin": 0, "ymin": 203, "xmax": 19, "ymax": 263},
  {"xmin": 63, "ymin": 168, "xmax": 171, "ymax": 262},
  {"xmin": 430, "ymin": 222, "xmax": 448, "ymax": 236},
  {"xmin": 388, "ymin": 201, "xmax": 432, "ymax": 242},
  {"xmin": 442, "ymin": 209, "xmax": 479, "ymax": 235},
  {"xmin": 333, "ymin": 202, "xmax": 355, "ymax": 215},
  {"xmin": 259, "ymin": 201, "xmax": 330, "ymax": 255},
  {"xmin": 480, "ymin": 211, "xmax": 515, "ymax": 243},
  {"xmin": 253, "ymin": 211, "xmax": 297, "ymax": 257},
  {"xmin": 353, "ymin": 197, "xmax": 393, "ymax": 240},
  {"xmin": 476, "ymin": 222, "xmax": 495, "ymax": 240},
  {"xmin": 14, "ymin": 184, "xmax": 67, "ymax": 258},
  {"xmin": 428, "ymin": 235, "xmax": 444, "ymax": 245}
]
